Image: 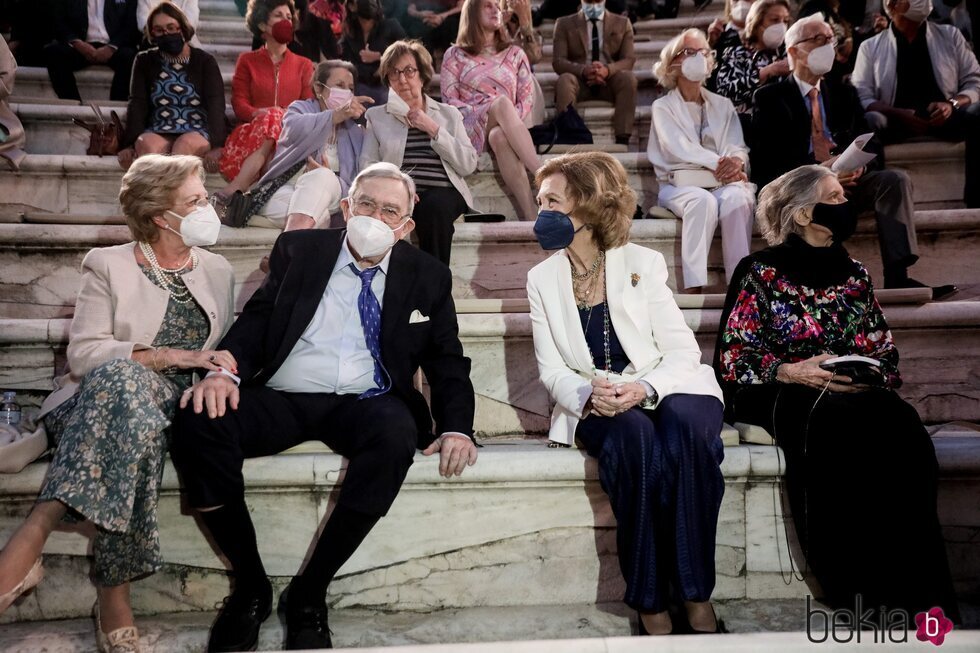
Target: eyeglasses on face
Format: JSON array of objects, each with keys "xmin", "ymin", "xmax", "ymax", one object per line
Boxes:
[
  {"xmin": 387, "ymin": 66, "xmax": 419, "ymax": 82},
  {"xmin": 352, "ymin": 197, "xmax": 408, "ymax": 225},
  {"xmin": 150, "ymin": 23, "xmax": 182, "ymax": 37},
  {"xmin": 796, "ymin": 34, "xmax": 837, "ymax": 48},
  {"xmin": 674, "ymin": 47, "xmax": 710, "ymax": 60}
]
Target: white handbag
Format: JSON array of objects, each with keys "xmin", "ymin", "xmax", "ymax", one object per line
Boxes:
[{"xmin": 668, "ymin": 168, "xmax": 721, "ymax": 189}]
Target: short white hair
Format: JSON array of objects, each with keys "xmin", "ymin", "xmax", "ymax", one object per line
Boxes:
[
  {"xmin": 348, "ymin": 162, "xmax": 417, "ymax": 216},
  {"xmin": 653, "ymin": 28, "xmax": 714, "ymax": 90},
  {"xmin": 786, "ymin": 14, "xmax": 830, "ymax": 70}
]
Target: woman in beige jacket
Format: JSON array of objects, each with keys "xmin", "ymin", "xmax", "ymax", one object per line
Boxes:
[{"xmin": 0, "ymin": 155, "xmax": 236, "ymax": 652}]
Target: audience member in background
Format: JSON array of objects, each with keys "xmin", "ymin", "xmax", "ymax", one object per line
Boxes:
[
  {"xmin": 647, "ymin": 29, "xmax": 755, "ymax": 292},
  {"xmin": 217, "ymin": 0, "xmax": 315, "ymax": 198},
  {"xmin": 362, "ymin": 40, "xmax": 478, "ymax": 264},
  {"xmin": 247, "ymin": 60, "xmax": 369, "ymax": 231},
  {"xmin": 796, "ymin": 0, "xmax": 856, "ymax": 81},
  {"xmin": 44, "ymin": 0, "xmax": 141, "ymax": 102},
  {"xmin": 553, "ymin": 0, "xmax": 638, "ymax": 146},
  {"xmin": 340, "ymin": 0, "xmax": 407, "ymax": 105},
  {"xmin": 527, "ymin": 151, "xmax": 726, "ymax": 636},
  {"xmin": 3, "ymin": 0, "xmax": 56, "ymax": 67},
  {"xmin": 117, "ymin": 2, "xmax": 226, "ymax": 171},
  {"xmin": 715, "ymin": 164, "xmax": 960, "ymax": 625},
  {"xmin": 752, "ymin": 14, "xmax": 954, "ymax": 296},
  {"xmin": 295, "ymin": 0, "xmax": 345, "ymax": 61},
  {"xmin": 0, "ymin": 154, "xmax": 235, "ymax": 652},
  {"xmin": 0, "ymin": 36, "xmax": 26, "ymax": 172},
  {"xmin": 712, "ymin": 0, "xmax": 791, "ymax": 123},
  {"xmin": 138, "ymin": 0, "xmax": 201, "ymax": 47},
  {"xmin": 441, "ymin": 0, "xmax": 539, "ymax": 221},
  {"xmin": 853, "ymin": 0, "xmax": 980, "ymax": 208},
  {"xmin": 383, "ymin": 0, "xmax": 409, "ymax": 21},
  {"xmin": 172, "ymin": 162, "xmax": 478, "ymax": 652},
  {"xmin": 531, "ymin": 0, "xmax": 626, "ymax": 26},
  {"xmin": 708, "ymin": 0, "xmax": 754, "ymax": 54},
  {"xmin": 501, "ymin": 0, "xmax": 546, "ymax": 125},
  {"xmin": 406, "ymin": 0, "xmax": 465, "ymax": 63}
]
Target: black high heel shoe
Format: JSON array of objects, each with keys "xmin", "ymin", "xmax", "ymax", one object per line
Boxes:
[
  {"xmin": 679, "ymin": 603, "xmax": 726, "ymax": 634},
  {"xmin": 636, "ymin": 611, "xmax": 674, "ymax": 636}
]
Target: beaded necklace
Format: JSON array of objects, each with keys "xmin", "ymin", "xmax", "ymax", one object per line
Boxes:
[
  {"xmin": 138, "ymin": 241, "xmax": 197, "ymax": 304},
  {"xmin": 573, "ymin": 251, "xmax": 612, "ymax": 372}
]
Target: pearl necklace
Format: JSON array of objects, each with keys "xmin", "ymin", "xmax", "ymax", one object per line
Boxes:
[{"xmin": 139, "ymin": 241, "xmax": 197, "ymax": 304}]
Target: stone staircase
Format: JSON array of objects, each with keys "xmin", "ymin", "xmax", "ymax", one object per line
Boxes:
[{"xmin": 1, "ymin": 0, "xmax": 979, "ymax": 640}]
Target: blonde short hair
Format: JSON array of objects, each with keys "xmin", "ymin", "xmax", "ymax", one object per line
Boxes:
[
  {"xmin": 379, "ymin": 40, "xmax": 435, "ymax": 90},
  {"xmin": 119, "ymin": 154, "xmax": 205, "ymax": 243},
  {"xmin": 534, "ymin": 152, "xmax": 636, "ymax": 252},
  {"xmin": 653, "ymin": 29, "xmax": 714, "ymax": 90},
  {"xmin": 742, "ymin": 0, "xmax": 790, "ymax": 46},
  {"xmin": 756, "ymin": 165, "xmax": 835, "ymax": 245}
]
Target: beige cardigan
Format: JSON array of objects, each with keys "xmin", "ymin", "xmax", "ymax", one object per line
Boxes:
[{"xmin": 40, "ymin": 242, "xmax": 236, "ymax": 416}]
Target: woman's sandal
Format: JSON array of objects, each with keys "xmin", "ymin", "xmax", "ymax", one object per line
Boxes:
[
  {"xmin": 0, "ymin": 557, "xmax": 43, "ymax": 613},
  {"xmin": 94, "ymin": 601, "xmax": 141, "ymax": 653}
]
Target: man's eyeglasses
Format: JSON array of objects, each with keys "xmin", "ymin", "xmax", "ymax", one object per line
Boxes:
[
  {"xmin": 353, "ymin": 197, "xmax": 409, "ymax": 225},
  {"xmin": 795, "ymin": 34, "xmax": 838, "ymax": 48},
  {"xmin": 150, "ymin": 24, "xmax": 183, "ymax": 37},
  {"xmin": 387, "ymin": 66, "xmax": 419, "ymax": 82}
]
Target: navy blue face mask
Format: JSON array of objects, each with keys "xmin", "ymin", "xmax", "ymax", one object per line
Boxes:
[
  {"xmin": 534, "ymin": 210, "xmax": 585, "ymax": 250},
  {"xmin": 810, "ymin": 201, "xmax": 857, "ymax": 243}
]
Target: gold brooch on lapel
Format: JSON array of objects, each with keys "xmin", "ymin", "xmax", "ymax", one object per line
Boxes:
[{"xmin": 630, "ymin": 273, "xmax": 640, "ymax": 287}]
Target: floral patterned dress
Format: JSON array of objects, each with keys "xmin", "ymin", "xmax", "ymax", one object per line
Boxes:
[
  {"xmin": 712, "ymin": 44, "xmax": 785, "ymax": 115},
  {"xmin": 39, "ymin": 265, "xmax": 209, "ymax": 586},
  {"xmin": 439, "ymin": 44, "xmax": 534, "ymax": 154}
]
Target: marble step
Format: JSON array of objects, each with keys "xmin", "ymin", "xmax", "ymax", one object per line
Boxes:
[
  {"xmin": 2, "ymin": 287, "xmax": 980, "ymax": 428},
  {"xmin": 0, "ymin": 427, "xmax": 977, "ymax": 623},
  {"xmin": 7, "ymin": 603, "xmax": 980, "ymax": 652},
  {"xmin": 199, "ymin": 0, "xmax": 244, "ymax": 19},
  {"xmin": 0, "ymin": 438, "xmax": 797, "ymax": 622}
]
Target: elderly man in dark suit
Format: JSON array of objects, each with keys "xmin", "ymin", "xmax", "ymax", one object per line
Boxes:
[
  {"xmin": 172, "ymin": 162, "xmax": 478, "ymax": 652},
  {"xmin": 751, "ymin": 14, "xmax": 954, "ymax": 297},
  {"xmin": 553, "ymin": 0, "xmax": 638, "ymax": 146},
  {"xmin": 43, "ymin": 0, "xmax": 140, "ymax": 101}
]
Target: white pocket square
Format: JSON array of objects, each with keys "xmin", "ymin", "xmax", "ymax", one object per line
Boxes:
[{"xmin": 409, "ymin": 309, "xmax": 430, "ymax": 324}]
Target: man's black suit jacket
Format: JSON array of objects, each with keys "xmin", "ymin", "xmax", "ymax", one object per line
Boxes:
[
  {"xmin": 751, "ymin": 76, "xmax": 883, "ymax": 188},
  {"xmin": 220, "ymin": 229, "xmax": 476, "ymax": 449},
  {"xmin": 56, "ymin": 0, "xmax": 140, "ymax": 50}
]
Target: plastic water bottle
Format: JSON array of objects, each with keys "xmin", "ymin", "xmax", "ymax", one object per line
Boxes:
[{"xmin": 1, "ymin": 391, "xmax": 21, "ymax": 427}]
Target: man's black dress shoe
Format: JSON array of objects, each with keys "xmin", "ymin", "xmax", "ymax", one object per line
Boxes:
[
  {"xmin": 208, "ymin": 582, "xmax": 273, "ymax": 652},
  {"xmin": 280, "ymin": 584, "xmax": 333, "ymax": 650}
]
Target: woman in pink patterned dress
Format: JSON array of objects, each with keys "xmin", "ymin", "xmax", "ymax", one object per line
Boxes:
[{"xmin": 440, "ymin": 0, "xmax": 540, "ymax": 220}]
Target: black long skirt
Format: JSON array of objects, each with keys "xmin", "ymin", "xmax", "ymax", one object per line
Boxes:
[{"xmin": 729, "ymin": 384, "xmax": 960, "ymax": 622}]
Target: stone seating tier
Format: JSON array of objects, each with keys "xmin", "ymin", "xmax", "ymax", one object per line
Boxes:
[{"xmin": 0, "ymin": 429, "xmax": 976, "ymax": 624}]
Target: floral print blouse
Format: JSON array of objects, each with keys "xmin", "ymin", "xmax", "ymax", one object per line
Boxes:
[
  {"xmin": 712, "ymin": 44, "xmax": 785, "ymax": 115},
  {"xmin": 718, "ymin": 253, "xmax": 901, "ymax": 388}
]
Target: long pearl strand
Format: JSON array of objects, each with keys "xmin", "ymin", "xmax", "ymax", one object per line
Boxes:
[{"xmin": 138, "ymin": 241, "xmax": 197, "ymax": 304}]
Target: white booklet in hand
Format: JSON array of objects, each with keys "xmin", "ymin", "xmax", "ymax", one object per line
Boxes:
[{"xmin": 831, "ymin": 132, "xmax": 877, "ymax": 173}]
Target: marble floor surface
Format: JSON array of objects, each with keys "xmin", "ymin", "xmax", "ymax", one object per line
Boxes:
[{"xmin": 1, "ymin": 600, "xmax": 977, "ymax": 653}]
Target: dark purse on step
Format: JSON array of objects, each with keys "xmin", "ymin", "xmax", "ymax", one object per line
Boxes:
[
  {"xmin": 221, "ymin": 160, "xmax": 307, "ymax": 228},
  {"xmin": 528, "ymin": 105, "xmax": 593, "ymax": 154},
  {"xmin": 71, "ymin": 103, "xmax": 123, "ymax": 157}
]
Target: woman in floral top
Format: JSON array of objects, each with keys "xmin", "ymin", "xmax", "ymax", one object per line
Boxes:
[{"xmin": 714, "ymin": 165, "xmax": 959, "ymax": 623}]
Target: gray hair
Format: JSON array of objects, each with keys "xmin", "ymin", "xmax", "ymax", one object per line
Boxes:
[
  {"xmin": 314, "ymin": 59, "xmax": 357, "ymax": 89},
  {"xmin": 653, "ymin": 28, "xmax": 714, "ymax": 90},
  {"xmin": 756, "ymin": 165, "xmax": 836, "ymax": 244},
  {"xmin": 785, "ymin": 13, "xmax": 829, "ymax": 71},
  {"xmin": 348, "ymin": 162, "xmax": 417, "ymax": 216}
]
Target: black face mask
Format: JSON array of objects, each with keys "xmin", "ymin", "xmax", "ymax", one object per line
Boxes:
[
  {"xmin": 810, "ymin": 201, "xmax": 857, "ymax": 243},
  {"xmin": 155, "ymin": 32, "xmax": 186, "ymax": 55}
]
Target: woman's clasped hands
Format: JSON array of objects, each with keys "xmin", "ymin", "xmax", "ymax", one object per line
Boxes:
[{"xmin": 586, "ymin": 377, "xmax": 649, "ymax": 417}]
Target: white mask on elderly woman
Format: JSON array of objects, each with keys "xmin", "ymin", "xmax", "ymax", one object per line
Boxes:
[
  {"xmin": 762, "ymin": 22, "xmax": 787, "ymax": 49},
  {"xmin": 680, "ymin": 52, "xmax": 710, "ymax": 83},
  {"xmin": 386, "ymin": 87, "xmax": 411, "ymax": 123},
  {"xmin": 730, "ymin": 0, "xmax": 752, "ymax": 24},
  {"xmin": 165, "ymin": 204, "xmax": 221, "ymax": 247},
  {"xmin": 902, "ymin": 0, "xmax": 933, "ymax": 23}
]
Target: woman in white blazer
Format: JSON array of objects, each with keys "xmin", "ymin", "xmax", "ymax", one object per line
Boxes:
[
  {"xmin": 647, "ymin": 28, "xmax": 757, "ymax": 292},
  {"xmin": 527, "ymin": 151, "xmax": 726, "ymax": 636},
  {"xmin": 0, "ymin": 155, "xmax": 236, "ymax": 651},
  {"xmin": 361, "ymin": 39, "xmax": 478, "ymax": 264}
]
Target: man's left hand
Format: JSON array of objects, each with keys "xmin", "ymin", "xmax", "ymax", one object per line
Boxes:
[
  {"xmin": 593, "ymin": 62, "xmax": 609, "ymax": 83},
  {"xmin": 93, "ymin": 45, "xmax": 115, "ymax": 64},
  {"xmin": 926, "ymin": 101, "xmax": 953, "ymax": 126},
  {"xmin": 422, "ymin": 434, "xmax": 478, "ymax": 478}
]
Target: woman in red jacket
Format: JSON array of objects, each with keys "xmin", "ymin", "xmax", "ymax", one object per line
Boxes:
[{"xmin": 218, "ymin": 0, "xmax": 315, "ymax": 196}]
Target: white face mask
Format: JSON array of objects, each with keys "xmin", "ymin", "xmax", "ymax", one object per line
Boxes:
[
  {"xmin": 762, "ymin": 22, "xmax": 787, "ymax": 49},
  {"xmin": 680, "ymin": 52, "xmax": 709, "ymax": 83},
  {"xmin": 730, "ymin": 0, "xmax": 752, "ymax": 24},
  {"xmin": 902, "ymin": 0, "xmax": 933, "ymax": 23},
  {"xmin": 804, "ymin": 42, "xmax": 836, "ymax": 76},
  {"xmin": 165, "ymin": 204, "xmax": 221, "ymax": 247},
  {"xmin": 386, "ymin": 86, "xmax": 411, "ymax": 123},
  {"xmin": 346, "ymin": 214, "xmax": 408, "ymax": 259}
]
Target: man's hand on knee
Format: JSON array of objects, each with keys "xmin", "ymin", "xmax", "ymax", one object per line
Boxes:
[
  {"xmin": 422, "ymin": 434, "xmax": 478, "ymax": 478},
  {"xmin": 180, "ymin": 376, "xmax": 240, "ymax": 419}
]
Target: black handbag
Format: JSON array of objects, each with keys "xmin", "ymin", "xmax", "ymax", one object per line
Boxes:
[
  {"xmin": 528, "ymin": 105, "xmax": 593, "ymax": 154},
  {"xmin": 221, "ymin": 160, "xmax": 307, "ymax": 228}
]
